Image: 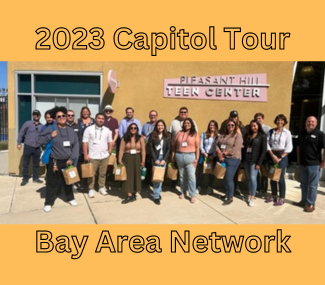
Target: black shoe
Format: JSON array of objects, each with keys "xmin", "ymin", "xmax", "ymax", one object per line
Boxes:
[
  {"xmin": 294, "ymin": 200, "xmax": 306, "ymax": 208},
  {"xmin": 20, "ymin": 180, "xmax": 28, "ymax": 186},
  {"xmin": 153, "ymin": 198, "xmax": 161, "ymax": 205},
  {"xmin": 222, "ymin": 198, "xmax": 233, "ymax": 206},
  {"xmin": 33, "ymin": 179, "xmax": 43, "ymax": 183},
  {"xmin": 121, "ymin": 196, "xmax": 136, "ymax": 204},
  {"xmin": 159, "ymin": 195, "xmax": 162, "ymax": 200}
]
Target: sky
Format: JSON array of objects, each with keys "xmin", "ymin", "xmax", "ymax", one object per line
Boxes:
[{"xmin": 0, "ymin": 61, "xmax": 7, "ymax": 89}]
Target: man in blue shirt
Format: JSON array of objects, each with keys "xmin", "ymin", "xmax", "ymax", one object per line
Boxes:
[
  {"xmin": 17, "ymin": 110, "xmax": 44, "ymax": 186},
  {"xmin": 118, "ymin": 107, "xmax": 142, "ymax": 139}
]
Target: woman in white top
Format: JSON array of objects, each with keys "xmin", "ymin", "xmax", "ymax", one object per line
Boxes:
[{"xmin": 265, "ymin": 114, "xmax": 293, "ymax": 206}]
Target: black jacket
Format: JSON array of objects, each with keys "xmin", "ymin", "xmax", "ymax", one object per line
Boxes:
[
  {"xmin": 149, "ymin": 135, "xmax": 171, "ymax": 162},
  {"xmin": 244, "ymin": 133, "xmax": 267, "ymax": 166}
]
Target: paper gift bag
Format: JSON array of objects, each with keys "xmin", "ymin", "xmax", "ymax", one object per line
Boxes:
[
  {"xmin": 107, "ymin": 153, "xmax": 116, "ymax": 165},
  {"xmin": 114, "ymin": 165, "xmax": 127, "ymax": 181},
  {"xmin": 62, "ymin": 166, "xmax": 80, "ymax": 185},
  {"xmin": 203, "ymin": 160, "xmax": 214, "ymax": 174},
  {"xmin": 166, "ymin": 164, "xmax": 178, "ymax": 180},
  {"xmin": 81, "ymin": 162, "xmax": 94, "ymax": 178},
  {"xmin": 237, "ymin": 168, "xmax": 246, "ymax": 181},
  {"xmin": 152, "ymin": 166, "xmax": 166, "ymax": 183},
  {"xmin": 213, "ymin": 162, "xmax": 226, "ymax": 179},
  {"xmin": 268, "ymin": 166, "xmax": 281, "ymax": 182},
  {"xmin": 260, "ymin": 165, "xmax": 269, "ymax": 177}
]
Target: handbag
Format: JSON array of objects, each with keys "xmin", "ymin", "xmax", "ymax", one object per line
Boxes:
[
  {"xmin": 203, "ymin": 159, "xmax": 214, "ymax": 174},
  {"xmin": 41, "ymin": 125, "xmax": 55, "ymax": 164},
  {"xmin": 166, "ymin": 163, "xmax": 178, "ymax": 180},
  {"xmin": 237, "ymin": 168, "xmax": 246, "ymax": 181},
  {"xmin": 213, "ymin": 162, "xmax": 226, "ymax": 179},
  {"xmin": 268, "ymin": 166, "xmax": 281, "ymax": 182},
  {"xmin": 107, "ymin": 152, "xmax": 116, "ymax": 165},
  {"xmin": 114, "ymin": 164, "xmax": 127, "ymax": 181},
  {"xmin": 62, "ymin": 165, "xmax": 80, "ymax": 185},
  {"xmin": 81, "ymin": 162, "xmax": 94, "ymax": 178},
  {"xmin": 152, "ymin": 166, "xmax": 166, "ymax": 182}
]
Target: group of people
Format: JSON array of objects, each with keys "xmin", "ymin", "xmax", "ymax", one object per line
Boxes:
[{"xmin": 17, "ymin": 105, "xmax": 325, "ymax": 214}]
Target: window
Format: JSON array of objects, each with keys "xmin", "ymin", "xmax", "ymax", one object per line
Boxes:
[{"xmin": 16, "ymin": 71, "xmax": 102, "ymax": 131}]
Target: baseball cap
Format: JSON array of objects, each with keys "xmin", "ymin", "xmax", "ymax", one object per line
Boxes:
[
  {"xmin": 32, "ymin": 109, "xmax": 41, "ymax": 116},
  {"xmin": 104, "ymin": 105, "xmax": 114, "ymax": 112},
  {"xmin": 229, "ymin": 110, "xmax": 238, "ymax": 117}
]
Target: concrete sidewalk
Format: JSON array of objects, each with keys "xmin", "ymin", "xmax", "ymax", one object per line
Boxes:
[{"xmin": 0, "ymin": 175, "xmax": 325, "ymax": 224}]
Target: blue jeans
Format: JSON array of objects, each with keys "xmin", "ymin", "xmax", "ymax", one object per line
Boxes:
[
  {"xmin": 223, "ymin": 158, "xmax": 241, "ymax": 198},
  {"xmin": 299, "ymin": 165, "xmax": 320, "ymax": 205},
  {"xmin": 23, "ymin": 144, "xmax": 41, "ymax": 181},
  {"xmin": 244, "ymin": 161, "xmax": 259, "ymax": 196},
  {"xmin": 270, "ymin": 155, "xmax": 288, "ymax": 198},
  {"xmin": 152, "ymin": 155, "xmax": 166, "ymax": 199},
  {"xmin": 175, "ymin": 152, "xmax": 196, "ymax": 197}
]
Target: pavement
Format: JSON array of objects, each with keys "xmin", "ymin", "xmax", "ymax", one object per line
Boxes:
[{"xmin": 1, "ymin": 174, "xmax": 325, "ymax": 224}]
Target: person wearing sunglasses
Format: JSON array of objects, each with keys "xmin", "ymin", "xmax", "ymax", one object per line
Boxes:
[
  {"xmin": 216, "ymin": 118, "xmax": 243, "ymax": 205},
  {"xmin": 17, "ymin": 109, "xmax": 44, "ymax": 186},
  {"xmin": 118, "ymin": 123, "xmax": 146, "ymax": 204},
  {"xmin": 39, "ymin": 106, "xmax": 79, "ymax": 212}
]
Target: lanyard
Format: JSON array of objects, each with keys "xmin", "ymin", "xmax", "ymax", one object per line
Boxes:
[{"xmin": 95, "ymin": 127, "xmax": 103, "ymax": 140}]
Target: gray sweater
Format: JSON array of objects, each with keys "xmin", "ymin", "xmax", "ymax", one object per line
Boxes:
[{"xmin": 39, "ymin": 125, "xmax": 79, "ymax": 162}]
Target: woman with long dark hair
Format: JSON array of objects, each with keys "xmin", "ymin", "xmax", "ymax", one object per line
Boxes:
[
  {"xmin": 243, "ymin": 120, "xmax": 267, "ymax": 206},
  {"xmin": 118, "ymin": 123, "xmax": 146, "ymax": 204},
  {"xmin": 265, "ymin": 114, "xmax": 292, "ymax": 206},
  {"xmin": 171, "ymin": 118, "xmax": 200, "ymax": 204},
  {"xmin": 149, "ymin": 119, "xmax": 171, "ymax": 205},
  {"xmin": 197, "ymin": 120, "xmax": 219, "ymax": 194},
  {"xmin": 216, "ymin": 118, "xmax": 243, "ymax": 205}
]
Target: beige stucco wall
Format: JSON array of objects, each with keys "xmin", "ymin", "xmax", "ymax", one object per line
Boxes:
[{"xmin": 8, "ymin": 61, "xmax": 294, "ymax": 175}]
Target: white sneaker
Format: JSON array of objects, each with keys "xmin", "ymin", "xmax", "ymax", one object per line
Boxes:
[
  {"xmin": 44, "ymin": 205, "xmax": 52, "ymax": 212},
  {"xmin": 247, "ymin": 195, "xmax": 251, "ymax": 202},
  {"xmin": 88, "ymin": 189, "xmax": 95, "ymax": 198},
  {"xmin": 69, "ymin": 199, "xmax": 78, "ymax": 206},
  {"xmin": 249, "ymin": 199, "xmax": 255, "ymax": 207},
  {"xmin": 99, "ymin": 187, "xmax": 108, "ymax": 196},
  {"xmin": 207, "ymin": 186, "xmax": 213, "ymax": 194},
  {"xmin": 196, "ymin": 187, "xmax": 200, "ymax": 194}
]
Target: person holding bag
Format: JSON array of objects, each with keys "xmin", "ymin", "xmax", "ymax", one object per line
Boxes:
[
  {"xmin": 216, "ymin": 118, "xmax": 243, "ymax": 205},
  {"xmin": 148, "ymin": 119, "xmax": 171, "ymax": 205},
  {"xmin": 243, "ymin": 120, "xmax": 267, "ymax": 207},
  {"xmin": 39, "ymin": 106, "xmax": 79, "ymax": 213},
  {"xmin": 265, "ymin": 114, "xmax": 293, "ymax": 206},
  {"xmin": 118, "ymin": 123, "xmax": 146, "ymax": 204},
  {"xmin": 197, "ymin": 120, "xmax": 218, "ymax": 194}
]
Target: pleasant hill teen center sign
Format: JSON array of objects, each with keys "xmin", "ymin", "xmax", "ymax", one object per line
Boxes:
[{"xmin": 164, "ymin": 73, "xmax": 269, "ymax": 102}]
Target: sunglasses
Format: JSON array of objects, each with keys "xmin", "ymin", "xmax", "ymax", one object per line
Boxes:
[
  {"xmin": 227, "ymin": 124, "xmax": 235, "ymax": 127},
  {"xmin": 67, "ymin": 114, "xmax": 75, "ymax": 117},
  {"xmin": 130, "ymin": 127, "xmax": 138, "ymax": 130},
  {"xmin": 56, "ymin": 114, "xmax": 66, "ymax": 119}
]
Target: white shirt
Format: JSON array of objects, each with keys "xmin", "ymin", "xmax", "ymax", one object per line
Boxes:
[
  {"xmin": 83, "ymin": 125, "xmax": 113, "ymax": 159},
  {"xmin": 267, "ymin": 127, "xmax": 293, "ymax": 153}
]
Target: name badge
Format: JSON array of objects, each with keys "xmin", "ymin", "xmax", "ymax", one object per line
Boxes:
[
  {"xmin": 74, "ymin": 129, "xmax": 78, "ymax": 132},
  {"xmin": 247, "ymin": 147, "xmax": 252, "ymax": 153},
  {"xmin": 130, "ymin": 149, "xmax": 137, "ymax": 154},
  {"xmin": 93, "ymin": 139, "xmax": 100, "ymax": 145},
  {"xmin": 182, "ymin": 142, "xmax": 187, "ymax": 147},
  {"xmin": 220, "ymin": 144, "xmax": 226, "ymax": 150},
  {"xmin": 63, "ymin": 141, "xmax": 71, "ymax": 147},
  {"xmin": 155, "ymin": 145, "xmax": 162, "ymax": 151},
  {"xmin": 311, "ymin": 135, "xmax": 316, "ymax": 138}
]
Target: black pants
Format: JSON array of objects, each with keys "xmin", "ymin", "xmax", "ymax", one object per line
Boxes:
[
  {"xmin": 45, "ymin": 158, "xmax": 74, "ymax": 206},
  {"xmin": 22, "ymin": 145, "xmax": 41, "ymax": 181}
]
